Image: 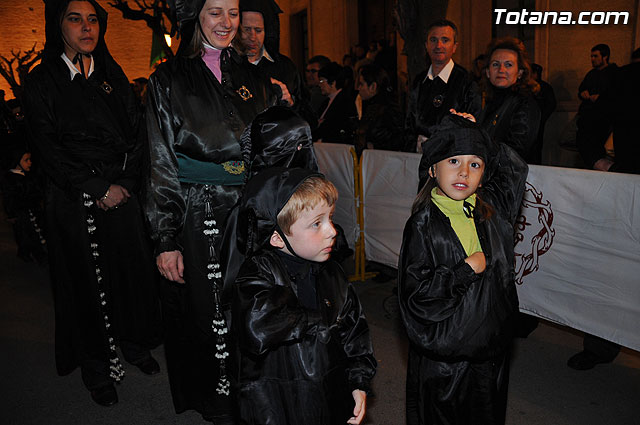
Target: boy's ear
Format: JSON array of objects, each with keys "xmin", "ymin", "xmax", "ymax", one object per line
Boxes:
[{"xmin": 269, "ymin": 231, "xmax": 285, "ymax": 249}]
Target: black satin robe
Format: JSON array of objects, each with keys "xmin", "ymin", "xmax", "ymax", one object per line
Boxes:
[
  {"xmin": 144, "ymin": 50, "xmax": 276, "ymax": 418},
  {"xmin": 478, "ymin": 89, "xmax": 541, "ymax": 163},
  {"xmin": 233, "ymin": 250, "xmax": 376, "ymax": 425},
  {"xmin": 398, "ymin": 145, "xmax": 528, "ymax": 425},
  {"xmin": 22, "ymin": 48, "xmax": 161, "ymax": 379}
]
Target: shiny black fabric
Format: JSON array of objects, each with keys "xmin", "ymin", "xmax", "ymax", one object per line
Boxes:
[
  {"xmin": 144, "ymin": 48, "xmax": 276, "ymax": 417},
  {"xmin": 145, "ymin": 49, "xmax": 277, "ymax": 254},
  {"xmin": 405, "ymin": 64, "xmax": 481, "ymax": 151},
  {"xmin": 478, "ymin": 89, "xmax": 540, "ymax": 163},
  {"xmin": 22, "ymin": 0, "xmax": 161, "ymax": 380},
  {"xmin": 398, "ymin": 144, "xmax": 528, "ymax": 425},
  {"xmin": 220, "ymin": 109, "xmax": 319, "ymax": 305},
  {"xmin": 234, "ymin": 250, "xmax": 376, "ymax": 425},
  {"xmin": 231, "ymin": 167, "xmax": 375, "ymax": 424}
]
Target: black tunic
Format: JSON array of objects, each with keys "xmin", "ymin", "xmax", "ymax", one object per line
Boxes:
[
  {"xmin": 144, "ymin": 50, "xmax": 276, "ymax": 418},
  {"xmin": 398, "ymin": 144, "xmax": 528, "ymax": 425},
  {"xmin": 234, "ymin": 250, "xmax": 376, "ymax": 425},
  {"xmin": 22, "ymin": 53, "xmax": 161, "ymax": 381},
  {"xmin": 405, "ymin": 64, "xmax": 481, "ymax": 151}
]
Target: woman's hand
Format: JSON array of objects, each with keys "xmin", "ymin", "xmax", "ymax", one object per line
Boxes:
[
  {"xmin": 347, "ymin": 390, "xmax": 367, "ymax": 425},
  {"xmin": 465, "ymin": 251, "xmax": 486, "ymax": 274},
  {"xmin": 449, "ymin": 108, "xmax": 476, "ymax": 123},
  {"xmin": 100, "ymin": 184, "xmax": 130, "ymax": 210},
  {"xmin": 156, "ymin": 250, "xmax": 185, "ymax": 283},
  {"xmin": 270, "ymin": 78, "xmax": 293, "ymax": 106}
]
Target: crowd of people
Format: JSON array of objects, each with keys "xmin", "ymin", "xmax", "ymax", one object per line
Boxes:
[{"xmin": 0, "ymin": 0, "xmax": 638, "ymax": 424}]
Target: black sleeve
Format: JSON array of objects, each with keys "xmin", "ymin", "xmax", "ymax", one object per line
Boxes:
[{"xmin": 144, "ymin": 70, "xmax": 185, "ymax": 254}]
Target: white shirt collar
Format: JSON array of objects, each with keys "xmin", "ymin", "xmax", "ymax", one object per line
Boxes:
[
  {"xmin": 61, "ymin": 52, "xmax": 94, "ymax": 80},
  {"xmin": 249, "ymin": 47, "xmax": 274, "ymax": 65},
  {"xmin": 425, "ymin": 59, "xmax": 454, "ymax": 83},
  {"xmin": 9, "ymin": 168, "xmax": 25, "ymax": 176}
]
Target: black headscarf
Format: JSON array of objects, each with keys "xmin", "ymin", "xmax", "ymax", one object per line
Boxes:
[
  {"xmin": 239, "ymin": 0, "xmax": 282, "ymax": 55},
  {"xmin": 43, "ymin": 0, "xmax": 108, "ymax": 62}
]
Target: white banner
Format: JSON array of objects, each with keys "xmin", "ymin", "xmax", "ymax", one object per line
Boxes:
[
  {"xmin": 360, "ymin": 151, "xmax": 640, "ymax": 351},
  {"xmin": 314, "ymin": 143, "xmax": 358, "ymax": 248},
  {"xmin": 361, "ymin": 149, "xmax": 419, "ymax": 266}
]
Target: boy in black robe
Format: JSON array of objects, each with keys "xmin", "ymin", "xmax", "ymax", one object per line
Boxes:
[{"xmin": 232, "ymin": 167, "xmax": 376, "ymax": 425}]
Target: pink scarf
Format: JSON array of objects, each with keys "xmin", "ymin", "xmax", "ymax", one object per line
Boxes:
[{"xmin": 201, "ymin": 45, "xmax": 222, "ymax": 83}]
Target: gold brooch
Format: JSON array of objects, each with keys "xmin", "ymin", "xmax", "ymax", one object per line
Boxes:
[
  {"xmin": 222, "ymin": 161, "xmax": 245, "ymax": 175},
  {"xmin": 236, "ymin": 85, "xmax": 253, "ymax": 101},
  {"xmin": 101, "ymin": 81, "xmax": 113, "ymax": 94}
]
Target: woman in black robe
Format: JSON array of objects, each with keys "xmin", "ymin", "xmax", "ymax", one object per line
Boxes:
[
  {"xmin": 22, "ymin": 0, "xmax": 162, "ymax": 407},
  {"xmin": 144, "ymin": 0, "xmax": 278, "ymax": 422},
  {"xmin": 476, "ymin": 37, "xmax": 541, "ymax": 162}
]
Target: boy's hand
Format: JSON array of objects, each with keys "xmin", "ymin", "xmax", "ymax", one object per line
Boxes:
[
  {"xmin": 347, "ymin": 390, "xmax": 367, "ymax": 424},
  {"xmin": 465, "ymin": 251, "xmax": 486, "ymax": 274}
]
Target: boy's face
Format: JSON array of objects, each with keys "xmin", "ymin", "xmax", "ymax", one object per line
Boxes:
[
  {"xmin": 429, "ymin": 154, "xmax": 484, "ymax": 201},
  {"xmin": 271, "ymin": 201, "xmax": 337, "ymax": 262}
]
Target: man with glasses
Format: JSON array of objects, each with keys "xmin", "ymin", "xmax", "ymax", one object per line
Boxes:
[
  {"xmin": 405, "ymin": 20, "xmax": 481, "ymax": 153},
  {"xmin": 305, "ymin": 55, "xmax": 331, "ymax": 117}
]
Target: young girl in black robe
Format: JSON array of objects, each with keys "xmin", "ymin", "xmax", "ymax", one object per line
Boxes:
[{"xmin": 398, "ymin": 116, "xmax": 528, "ymax": 425}]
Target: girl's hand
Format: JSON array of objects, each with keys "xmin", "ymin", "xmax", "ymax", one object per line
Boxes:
[
  {"xmin": 449, "ymin": 108, "xmax": 476, "ymax": 123},
  {"xmin": 347, "ymin": 390, "xmax": 367, "ymax": 424},
  {"xmin": 156, "ymin": 250, "xmax": 185, "ymax": 283},
  {"xmin": 465, "ymin": 251, "xmax": 486, "ymax": 274},
  {"xmin": 270, "ymin": 78, "xmax": 293, "ymax": 106}
]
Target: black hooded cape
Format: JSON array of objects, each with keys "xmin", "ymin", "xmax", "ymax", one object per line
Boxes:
[{"xmin": 231, "ymin": 167, "xmax": 377, "ymax": 425}]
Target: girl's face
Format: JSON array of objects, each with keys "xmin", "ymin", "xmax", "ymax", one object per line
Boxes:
[
  {"xmin": 429, "ymin": 155, "xmax": 485, "ymax": 201},
  {"xmin": 199, "ymin": 0, "xmax": 240, "ymax": 49},
  {"xmin": 357, "ymin": 75, "xmax": 377, "ymax": 101},
  {"xmin": 19, "ymin": 153, "xmax": 32, "ymax": 172},
  {"xmin": 61, "ymin": 1, "xmax": 99, "ymax": 57},
  {"xmin": 486, "ymin": 49, "xmax": 523, "ymax": 89}
]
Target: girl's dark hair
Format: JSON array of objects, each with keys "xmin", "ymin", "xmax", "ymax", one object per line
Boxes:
[
  {"xmin": 359, "ymin": 64, "xmax": 392, "ymax": 97},
  {"xmin": 412, "ymin": 176, "xmax": 494, "ymax": 221},
  {"xmin": 484, "ymin": 37, "xmax": 539, "ymax": 98}
]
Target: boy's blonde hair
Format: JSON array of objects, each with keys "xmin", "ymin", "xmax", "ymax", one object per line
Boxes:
[{"xmin": 277, "ymin": 176, "xmax": 338, "ymax": 235}]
